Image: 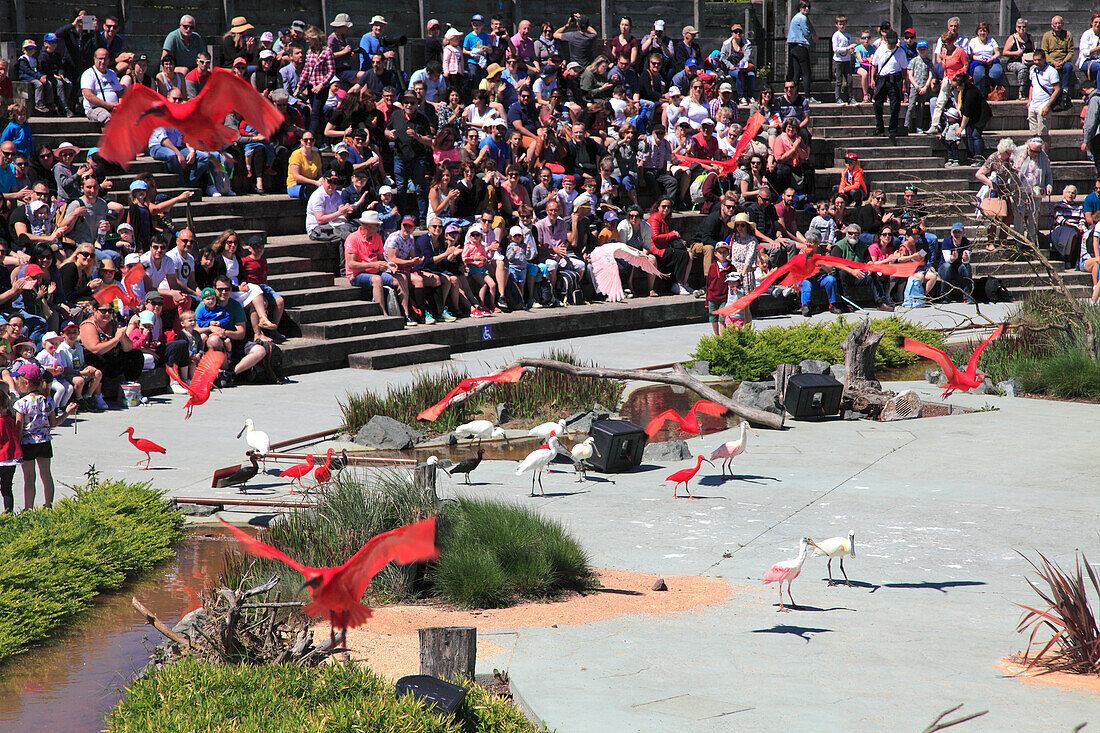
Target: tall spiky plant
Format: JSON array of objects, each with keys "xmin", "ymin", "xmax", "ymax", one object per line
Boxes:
[{"xmin": 1016, "ymin": 550, "xmax": 1100, "ymax": 675}]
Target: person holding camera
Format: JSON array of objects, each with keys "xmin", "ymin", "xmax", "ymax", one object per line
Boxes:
[{"xmin": 555, "ymin": 14, "xmax": 600, "ymax": 68}]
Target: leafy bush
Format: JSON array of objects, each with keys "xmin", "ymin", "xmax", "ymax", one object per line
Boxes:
[
  {"xmin": 107, "ymin": 659, "xmax": 542, "ymax": 732},
  {"xmin": 1016, "ymin": 550, "xmax": 1100, "ymax": 675},
  {"xmin": 0, "ymin": 480, "xmax": 184, "ymax": 662},
  {"xmin": 693, "ymin": 317, "xmax": 946, "ymax": 380},
  {"xmin": 226, "ymin": 470, "xmax": 595, "ymax": 610},
  {"xmin": 340, "ymin": 349, "xmax": 623, "ymax": 436}
]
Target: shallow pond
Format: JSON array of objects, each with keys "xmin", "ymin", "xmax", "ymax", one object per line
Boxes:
[{"xmin": 0, "ymin": 530, "xmax": 236, "ymax": 732}]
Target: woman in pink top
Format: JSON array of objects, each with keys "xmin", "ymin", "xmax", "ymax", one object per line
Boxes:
[
  {"xmin": 500, "ymin": 164, "xmax": 531, "ymax": 220},
  {"xmin": 930, "ymin": 32, "xmax": 970, "ymax": 133},
  {"xmin": 868, "ymin": 226, "xmax": 900, "ymax": 308},
  {"xmin": 461, "ymin": 228, "xmax": 500, "ymax": 312}
]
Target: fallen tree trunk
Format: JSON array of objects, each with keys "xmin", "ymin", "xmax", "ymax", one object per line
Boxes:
[{"xmin": 503, "ymin": 358, "xmax": 785, "ymax": 429}]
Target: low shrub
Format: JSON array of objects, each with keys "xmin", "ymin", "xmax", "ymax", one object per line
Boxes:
[
  {"xmin": 339, "ymin": 349, "xmax": 624, "ymax": 436},
  {"xmin": 106, "ymin": 659, "xmax": 541, "ymax": 732},
  {"xmin": 225, "ymin": 470, "xmax": 595, "ymax": 610},
  {"xmin": 1016, "ymin": 550, "xmax": 1100, "ymax": 675},
  {"xmin": 693, "ymin": 317, "xmax": 946, "ymax": 380},
  {"xmin": 0, "ymin": 480, "xmax": 184, "ymax": 663}
]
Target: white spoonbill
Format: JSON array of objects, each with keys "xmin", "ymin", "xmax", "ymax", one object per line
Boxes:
[
  {"xmin": 454, "ymin": 420, "xmax": 510, "ymax": 444},
  {"xmin": 763, "ymin": 537, "xmax": 820, "ymax": 612},
  {"xmin": 811, "ymin": 530, "xmax": 856, "ymax": 586},
  {"xmin": 569, "ymin": 436, "xmax": 597, "ymax": 482},
  {"xmin": 237, "ymin": 419, "xmax": 270, "ymax": 467},
  {"xmin": 516, "ymin": 433, "xmax": 561, "ymax": 496},
  {"xmin": 528, "ymin": 419, "xmax": 567, "ymax": 441},
  {"xmin": 709, "ymin": 422, "xmax": 754, "ymax": 479}
]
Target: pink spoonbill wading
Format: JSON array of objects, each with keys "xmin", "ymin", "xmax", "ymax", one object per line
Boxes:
[{"xmin": 763, "ymin": 537, "xmax": 820, "ymax": 611}]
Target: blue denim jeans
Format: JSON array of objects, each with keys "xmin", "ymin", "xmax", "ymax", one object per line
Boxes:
[
  {"xmin": 969, "ymin": 60, "xmax": 1004, "ymax": 92},
  {"xmin": 393, "ymin": 156, "xmax": 429, "ymax": 222},
  {"xmin": 801, "ymin": 273, "xmax": 837, "ymax": 305},
  {"xmin": 149, "ymin": 144, "xmax": 211, "ymax": 187},
  {"xmin": 730, "ymin": 69, "xmax": 756, "ymax": 100}
]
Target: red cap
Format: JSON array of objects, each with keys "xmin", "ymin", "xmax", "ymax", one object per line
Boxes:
[
  {"xmin": 22, "ymin": 264, "xmax": 45, "ymax": 278},
  {"xmin": 233, "ymin": 56, "xmax": 248, "ymax": 67},
  {"xmin": 844, "ymin": 152, "xmax": 858, "ymax": 161},
  {"xmin": 903, "ymin": 28, "xmax": 916, "ymax": 36}
]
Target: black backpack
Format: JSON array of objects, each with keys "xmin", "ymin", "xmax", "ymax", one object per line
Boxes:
[{"xmin": 556, "ymin": 268, "xmax": 585, "ymax": 306}]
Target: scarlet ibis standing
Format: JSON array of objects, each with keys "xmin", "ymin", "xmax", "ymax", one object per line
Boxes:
[
  {"xmin": 666, "ymin": 454, "xmax": 713, "ymax": 498},
  {"xmin": 528, "ymin": 419, "xmax": 567, "ymax": 441},
  {"xmin": 710, "ymin": 422, "xmax": 754, "ymax": 479},
  {"xmin": 120, "ymin": 427, "xmax": 166, "ymax": 469},
  {"xmin": 216, "ymin": 516, "xmax": 439, "ymax": 648},
  {"xmin": 453, "ymin": 420, "xmax": 509, "ymax": 445},
  {"xmin": 313, "ymin": 448, "xmax": 336, "ymax": 484},
  {"xmin": 212, "ymin": 452, "xmax": 260, "ymax": 490},
  {"xmin": 896, "ymin": 324, "xmax": 1005, "ymax": 399},
  {"xmin": 763, "ymin": 537, "xmax": 820, "ymax": 611},
  {"xmin": 569, "ymin": 437, "xmax": 597, "ymax": 481},
  {"xmin": 166, "ymin": 350, "xmax": 226, "ymax": 419},
  {"xmin": 279, "ymin": 454, "xmax": 315, "ymax": 492},
  {"xmin": 645, "ymin": 399, "xmax": 728, "ymax": 438},
  {"xmin": 445, "ymin": 448, "xmax": 484, "ymax": 484},
  {"xmin": 811, "ymin": 530, "xmax": 856, "ymax": 586},
  {"xmin": 516, "ymin": 433, "xmax": 561, "ymax": 496}
]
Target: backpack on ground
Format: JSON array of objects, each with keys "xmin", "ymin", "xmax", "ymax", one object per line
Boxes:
[{"xmin": 555, "ymin": 267, "xmax": 585, "ymax": 306}]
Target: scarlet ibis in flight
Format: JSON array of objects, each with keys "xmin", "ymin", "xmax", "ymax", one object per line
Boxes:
[
  {"xmin": 569, "ymin": 437, "xmax": 598, "ymax": 481},
  {"xmin": 896, "ymin": 324, "xmax": 1006, "ymax": 399},
  {"xmin": 313, "ymin": 448, "xmax": 336, "ymax": 484},
  {"xmin": 445, "ymin": 448, "xmax": 484, "ymax": 484},
  {"xmin": 119, "ymin": 427, "xmax": 166, "ymax": 469},
  {"xmin": 237, "ymin": 419, "xmax": 270, "ymax": 468},
  {"xmin": 645, "ymin": 400, "xmax": 728, "ymax": 439},
  {"xmin": 453, "ymin": 420, "xmax": 509, "ymax": 445},
  {"xmin": 763, "ymin": 537, "xmax": 820, "ymax": 611},
  {"xmin": 516, "ymin": 433, "xmax": 561, "ymax": 496},
  {"xmin": 812, "ymin": 530, "xmax": 856, "ymax": 586},
  {"xmin": 216, "ymin": 516, "xmax": 439, "ymax": 648},
  {"xmin": 166, "ymin": 350, "xmax": 226, "ymax": 419},
  {"xmin": 279, "ymin": 454, "xmax": 315, "ymax": 492},
  {"xmin": 416, "ymin": 366, "xmax": 526, "ymax": 421},
  {"xmin": 666, "ymin": 454, "xmax": 713, "ymax": 498},
  {"xmin": 212, "ymin": 451, "xmax": 260, "ymax": 490},
  {"xmin": 97, "ymin": 69, "xmax": 283, "ymax": 168},
  {"xmin": 529, "ymin": 419, "xmax": 567, "ymax": 441},
  {"xmin": 710, "ymin": 422, "xmax": 754, "ymax": 479}
]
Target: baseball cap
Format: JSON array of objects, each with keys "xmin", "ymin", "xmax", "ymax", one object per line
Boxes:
[
  {"xmin": 260, "ymin": 31, "xmax": 274, "ymax": 42},
  {"xmin": 117, "ymin": 222, "xmax": 134, "ymax": 232},
  {"xmin": 844, "ymin": 152, "xmax": 858, "ymax": 161},
  {"xmin": 333, "ymin": 142, "xmax": 349, "ymax": 154},
  {"xmin": 138, "ymin": 311, "xmax": 156, "ymax": 326},
  {"xmin": 401, "ymin": 214, "xmax": 416, "ymax": 226},
  {"xmin": 42, "ymin": 330, "xmax": 62, "ymax": 343},
  {"xmin": 378, "ymin": 185, "xmax": 393, "ymax": 195},
  {"xmin": 16, "ymin": 362, "xmax": 43, "ymax": 382},
  {"xmin": 145, "ymin": 290, "xmax": 163, "ymax": 301},
  {"xmin": 61, "ymin": 320, "xmax": 78, "ymax": 332},
  {"xmin": 291, "ymin": 20, "xmax": 307, "ymax": 32},
  {"xmin": 129, "ymin": 179, "xmax": 148, "ymax": 191},
  {"xmin": 445, "ymin": 224, "xmax": 461, "ymax": 234},
  {"xmin": 493, "ymin": 118, "xmax": 508, "ymax": 128},
  {"xmin": 124, "ymin": 253, "xmax": 142, "ymax": 267},
  {"xmin": 324, "ymin": 168, "xmax": 341, "ymax": 181},
  {"xmin": 654, "ymin": 20, "xmax": 665, "ymax": 31},
  {"xmin": 701, "ymin": 118, "xmax": 716, "ymax": 127},
  {"xmin": 359, "ymin": 210, "xmax": 381, "ymax": 225},
  {"xmin": 916, "ymin": 40, "xmax": 929, "ymax": 49},
  {"xmin": 719, "ymin": 82, "xmax": 733, "ymax": 93},
  {"xmin": 903, "ymin": 28, "xmax": 916, "ymax": 36},
  {"xmin": 603, "ymin": 211, "xmax": 617, "ymax": 222},
  {"xmin": 683, "ymin": 25, "xmax": 698, "ymax": 35},
  {"xmin": 22, "ymin": 39, "xmax": 36, "ymax": 49},
  {"xmin": 445, "ymin": 28, "xmax": 463, "ymax": 40},
  {"xmin": 471, "ymin": 13, "xmax": 485, "ymax": 22},
  {"xmin": 22, "ymin": 264, "xmax": 45, "ymax": 278},
  {"xmin": 509, "ymin": 225, "xmax": 524, "ymax": 236},
  {"xmin": 685, "ymin": 58, "xmax": 697, "ymax": 67},
  {"xmin": 669, "ymin": 85, "xmax": 682, "ymax": 96},
  {"xmin": 566, "ymin": 61, "xmax": 583, "ymax": 71},
  {"xmin": 233, "ymin": 56, "xmax": 248, "ymax": 67},
  {"xmin": 541, "ymin": 63, "xmax": 558, "ymax": 76},
  {"xmin": 879, "ymin": 21, "xmax": 892, "ymax": 30},
  {"xmin": 200, "ymin": 287, "xmax": 216, "ymax": 298},
  {"xmin": 259, "ymin": 49, "xmax": 274, "ymax": 59},
  {"xmin": 427, "ymin": 19, "xmax": 440, "ymax": 30},
  {"xmin": 43, "ymin": 33, "xmax": 58, "ymax": 43},
  {"xmin": 951, "ymin": 222, "xmax": 965, "ymax": 232}
]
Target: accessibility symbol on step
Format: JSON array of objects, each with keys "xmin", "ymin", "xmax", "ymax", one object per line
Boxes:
[{"xmin": 481, "ymin": 325, "xmax": 493, "ymax": 341}]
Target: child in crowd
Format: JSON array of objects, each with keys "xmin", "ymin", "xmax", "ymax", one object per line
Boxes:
[
  {"xmin": 58, "ymin": 320, "xmax": 105, "ymax": 411},
  {"xmin": 127, "ymin": 310, "xmax": 157, "ymax": 369},
  {"xmin": 0, "ymin": 346, "xmax": 13, "ymax": 395},
  {"xmin": 756, "ymin": 250, "xmax": 796, "ymax": 299},
  {"xmin": 832, "ymin": 15, "xmax": 855, "ymax": 105},
  {"xmin": 10, "ymin": 340, "xmax": 37, "ymax": 380},
  {"xmin": 196, "ymin": 287, "xmax": 231, "ymax": 328},
  {"xmin": 374, "ymin": 185, "xmax": 401, "ymax": 238},
  {"xmin": 705, "ymin": 242, "xmax": 734, "ymax": 335},
  {"xmin": 854, "ymin": 30, "xmax": 875, "ymax": 103},
  {"xmin": 242, "ymin": 239, "xmax": 286, "ymax": 340},
  {"xmin": 35, "ymin": 331, "xmax": 73, "ymax": 414},
  {"xmin": 559, "ymin": 175, "xmax": 579, "ymax": 216},
  {"xmin": 807, "ymin": 199, "xmax": 837, "ymax": 247},
  {"xmin": 176, "ymin": 310, "xmax": 204, "ymax": 383},
  {"xmin": 505, "ymin": 225, "xmax": 537, "ymax": 309},
  {"xmin": 942, "ymin": 108, "xmax": 961, "ymax": 167},
  {"xmin": 13, "ymin": 362, "xmax": 71, "ymax": 509},
  {"xmin": 0, "ymin": 390, "xmax": 19, "ymax": 512},
  {"xmin": 835, "ymin": 152, "xmax": 867, "ymax": 204}
]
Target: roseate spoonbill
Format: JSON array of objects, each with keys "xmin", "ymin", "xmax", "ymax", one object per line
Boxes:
[
  {"xmin": 710, "ymin": 422, "xmax": 754, "ymax": 479},
  {"xmin": 279, "ymin": 455, "xmax": 315, "ymax": 492},
  {"xmin": 213, "ymin": 452, "xmax": 260, "ymax": 489},
  {"xmin": 529, "ymin": 419, "xmax": 567, "ymax": 441},
  {"xmin": 454, "ymin": 420, "xmax": 509, "ymax": 444},
  {"xmin": 416, "ymin": 366, "xmax": 526, "ymax": 421},
  {"xmin": 569, "ymin": 437, "xmax": 598, "ymax": 481},
  {"xmin": 516, "ymin": 433, "xmax": 561, "ymax": 496},
  {"xmin": 166, "ymin": 350, "xmax": 225, "ymax": 419},
  {"xmin": 313, "ymin": 448, "xmax": 336, "ymax": 484},
  {"xmin": 896, "ymin": 324, "xmax": 1005, "ymax": 399},
  {"xmin": 645, "ymin": 400, "xmax": 727, "ymax": 438},
  {"xmin": 812, "ymin": 530, "xmax": 856, "ymax": 586},
  {"xmin": 217, "ymin": 516, "xmax": 439, "ymax": 648},
  {"xmin": 666, "ymin": 455, "xmax": 713, "ymax": 498},
  {"xmin": 589, "ymin": 242, "xmax": 665, "ymax": 302},
  {"xmin": 446, "ymin": 449, "xmax": 484, "ymax": 484},
  {"xmin": 119, "ymin": 427, "xmax": 166, "ymax": 469},
  {"xmin": 98, "ymin": 70, "xmax": 282, "ymax": 167},
  {"xmin": 763, "ymin": 537, "xmax": 820, "ymax": 611}
]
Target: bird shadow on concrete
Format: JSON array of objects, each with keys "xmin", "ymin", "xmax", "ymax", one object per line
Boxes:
[
  {"xmin": 819, "ymin": 579, "xmax": 880, "ymax": 590},
  {"xmin": 778, "ymin": 603, "xmax": 857, "ymax": 613},
  {"xmin": 674, "ymin": 493, "xmax": 729, "ymax": 500},
  {"xmin": 577, "ymin": 475, "xmax": 615, "ymax": 484},
  {"xmin": 233, "ymin": 482, "xmax": 285, "ymax": 493},
  {"xmin": 698, "ymin": 474, "xmax": 778, "ymax": 486},
  {"xmin": 445, "ymin": 480, "xmax": 495, "ymax": 487},
  {"xmin": 752, "ymin": 624, "xmax": 833, "ymax": 642},
  {"xmin": 879, "ymin": 580, "xmax": 986, "ymax": 593},
  {"xmin": 532, "ymin": 489, "xmax": 592, "ymax": 498},
  {"xmin": 138, "ymin": 466, "xmax": 174, "ymax": 471}
]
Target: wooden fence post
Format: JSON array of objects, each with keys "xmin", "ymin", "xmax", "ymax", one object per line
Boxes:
[{"xmin": 419, "ymin": 626, "xmax": 476, "ymax": 681}]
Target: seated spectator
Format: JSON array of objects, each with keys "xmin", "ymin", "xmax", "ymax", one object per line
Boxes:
[
  {"xmin": 1052, "ymin": 184, "xmax": 1085, "ymax": 266},
  {"xmin": 647, "ymin": 197, "xmax": 692, "ymax": 293},
  {"xmin": 241, "ymin": 239, "xmax": 285, "ymax": 338},
  {"xmin": 81, "ymin": 48, "xmax": 123, "ymax": 125},
  {"xmin": 63, "ymin": 175, "xmax": 124, "ymax": 264},
  {"xmin": 306, "ymin": 169, "xmax": 355, "ymax": 274},
  {"xmin": 58, "ymin": 245, "xmax": 101, "ymax": 307},
  {"xmin": 57, "ymin": 320, "xmax": 104, "ymax": 410},
  {"xmin": 415, "ymin": 220, "xmax": 470, "ymax": 318},
  {"xmin": 462, "ymin": 227, "xmax": 500, "ymax": 314},
  {"xmin": 834, "ymin": 152, "xmax": 867, "ymax": 204},
  {"xmin": 147, "ymin": 98, "xmax": 215, "ymax": 192},
  {"xmin": 201, "ymin": 275, "xmax": 270, "ymax": 385},
  {"xmin": 938, "ymin": 223, "xmax": 974, "ymax": 302},
  {"xmin": 17, "ymin": 40, "xmax": 52, "ymax": 115},
  {"xmin": 796, "ymin": 233, "xmax": 842, "ymax": 317},
  {"xmin": 154, "ymin": 54, "xmax": 187, "ymax": 98},
  {"xmin": 184, "ymin": 51, "xmax": 212, "ymax": 98},
  {"xmin": 830, "ymin": 221, "xmax": 874, "ymax": 300},
  {"xmin": 868, "ymin": 226, "xmax": 900, "ymax": 309},
  {"xmin": 344, "ymin": 211, "xmax": 407, "ymax": 318},
  {"xmin": 211, "ymin": 230, "xmax": 278, "ymax": 336},
  {"xmin": 78, "ymin": 300, "xmax": 142, "ymax": 389},
  {"xmin": 287, "ymin": 132, "xmax": 322, "ymax": 198},
  {"xmin": 771, "ymin": 116, "xmax": 814, "ymax": 194}
]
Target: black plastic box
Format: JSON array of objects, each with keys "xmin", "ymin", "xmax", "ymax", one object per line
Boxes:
[
  {"xmin": 588, "ymin": 419, "xmax": 647, "ymax": 473},
  {"xmin": 783, "ymin": 373, "xmax": 843, "ymax": 419}
]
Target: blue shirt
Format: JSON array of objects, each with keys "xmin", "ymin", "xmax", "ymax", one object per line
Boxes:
[
  {"xmin": 358, "ymin": 33, "xmax": 383, "ymax": 61},
  {"xmin": 463, "ymin": 31, "xmax": 491, "ymax": 61},
  {"xmin": 1084, "ymin": 191, "xmax": 1100, "ymax": 219},
  {"xmin": 786, "ymin": 12, "xmax": 813, "ymax": 45},
  {"xmin": 0, "ymin": 122, "xmax": 32, "ymax": 157},
  {"xmin": 478, "ymin": 136, "xmax": 511, "ymax": 170}
]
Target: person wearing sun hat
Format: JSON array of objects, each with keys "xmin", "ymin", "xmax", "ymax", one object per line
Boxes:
[
  {"xmin": 222, "ymin": 17, "xmax": 257, "ymax": 72},
  {"xmin": 327, "ymin": 13, "xmax": 357, "ymax": 82}
]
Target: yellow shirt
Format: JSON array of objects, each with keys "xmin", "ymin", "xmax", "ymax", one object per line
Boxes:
[{"xmin": 286, "ymin": 147, "xmax": 322, "ymax": 189}]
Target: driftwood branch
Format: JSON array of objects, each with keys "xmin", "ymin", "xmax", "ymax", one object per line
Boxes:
[
  {"xmin": 504, "ymin": 357, "xmax": 785, "ymax": 429},
  {"xmin": 921, "ymin": 704, "xmax": 989, "ymax": 732},
  {"xmin": 132, "ymin": 597, "xmax": 190, "ymax": 649}
]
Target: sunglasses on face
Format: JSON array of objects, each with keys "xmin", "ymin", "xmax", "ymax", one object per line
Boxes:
[{"xmin": 214, "ymin": 286, "xmax": 231, "ymax": 292}]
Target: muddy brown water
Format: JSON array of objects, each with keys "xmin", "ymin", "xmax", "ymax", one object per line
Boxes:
[{"xmin": 0, "ymin": 530, "xmax": 236, "ymax": 732}]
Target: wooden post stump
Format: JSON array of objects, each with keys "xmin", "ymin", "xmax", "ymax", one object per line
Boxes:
[
  {"xmin": 840, "ymin": 318, "xmax": 894, "ymax": 415},
  {"xmin": 414, "ymin": 463, "xmax": 437, "ymax": 497},
  {"xmin": 774, "ymin": 363, "xmax": 802, "ymax": 404},
  {"xmin": 419, "ymin": 626, "xmax": 476, "ymax": 682}
]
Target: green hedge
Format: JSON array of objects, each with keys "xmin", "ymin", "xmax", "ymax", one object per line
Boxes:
[
  {"xmin": 693, "ymin": 317, "xmax": 947, "ymax": 380},
  {"xmin": 0, "ymin": 481, "xmax": 184, "ymax": 663},
  {"xmin": 107, "ymin": 659, "xmax": 543, "ymax": 732}
]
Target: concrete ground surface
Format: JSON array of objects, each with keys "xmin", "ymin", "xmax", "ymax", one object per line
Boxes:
[{"xmin": 34, "ymin": 302, "xmax": 1099, "ymax": 731}]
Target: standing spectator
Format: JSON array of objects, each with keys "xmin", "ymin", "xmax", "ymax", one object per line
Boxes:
[
  {"xmin": 14, "ymin": 363, "xmax": 68, "ymax": 509},
  {"xmin": 533, "ymin": 22, "xmax": 559, "ymax": 66},
  {"xmin": 97, "ymin": 16, "xmax": 126, "ymax": 66},
  {"xmin": 555, "ymin": 14, "xmax": 600, "ymax": 68},
  {"xmin": 162, "ymin": 15, "xmax": 205, "ymax": 73},
  {"xmin": 327, "ymin": 13, "xmax": 357, "ymax": 82},
  {"xmin": 928, "ymin": 33, "xmax": 968, "ymax": 133},
  {"xmin": 393, "ymin": 91, "xmax": 434, "ymax": 221},
  {"xmin": 1041, "ymin": 16, "xmax": 1075, "ymax": 108},
  {"xmin": 221, "ymin": 17, "xmax": 256, "ymax": 71},
  {"xmin": 1003, "ymin": 19, "xmax": 1035, "ymax": 99},
  {"xmin": 80, "ymin": 48, "xmax": 122, "ymax": 125},
  {"xmin": 611, "ymin": 17, "xmax": 640, "ymax": 69},
  {"xmin": 54, "ymin": 11, "xmax": 98, "ymax": 79},
  {"xmin": 1082, "ymin": 77, "xmax": 1100, "ymax": 178},
  {"xmin": 831, "ymin": 15, "xmax": 855, "ymax": 105},
  {"xmin": 302, "ymin": 26, "xmax": 335, "ymax": 139},
  {"xmin": 906, "ymin": 40, "xmax": 933, "ymax": 133},
  {"xmin": 1028, "ymin": 50, "xmax": 1062, "ymax": 146},
  {"xmin": 1, "ymin": 104, "xmax": 31, "ymax": 158},
  {"xmin": 871, "ymin": 30, "xmax": 907, "ymax": 142},
  {"xmin": 786, "ymin": 0, "xmax": 817, "ymax": 102},
  {"xmin": 424, "ymin": 19, "xmax": 444, "ymax": 67},
  {"xmin": 464, "ymin": 14, "xmax": 493, "ymax": 79}
]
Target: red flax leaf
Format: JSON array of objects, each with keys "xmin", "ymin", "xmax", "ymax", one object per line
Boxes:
[{"xmin": 1015, "ymin": 550, "xmax": 1100, "ymax": 674}]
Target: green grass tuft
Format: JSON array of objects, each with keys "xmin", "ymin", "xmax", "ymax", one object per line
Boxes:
[
  {"xmin": 692, "ymin": 317, "xmax": 946, "ymax": 380},
  {"xmin": 0, "ymin": 481, "xmax": 184, "ymax": 663},
  {"xmin": 106, "ymin": 659, "xmax": 543, "ymax": 732}
]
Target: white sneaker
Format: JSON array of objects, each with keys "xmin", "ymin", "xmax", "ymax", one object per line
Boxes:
[
  {"xmin": 808, "ymin": 97, "xmax": 822, "ymax": 104},
  {"xmin": 169, "ymin": 381, "xmax": 189, "ymax": 395}
]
